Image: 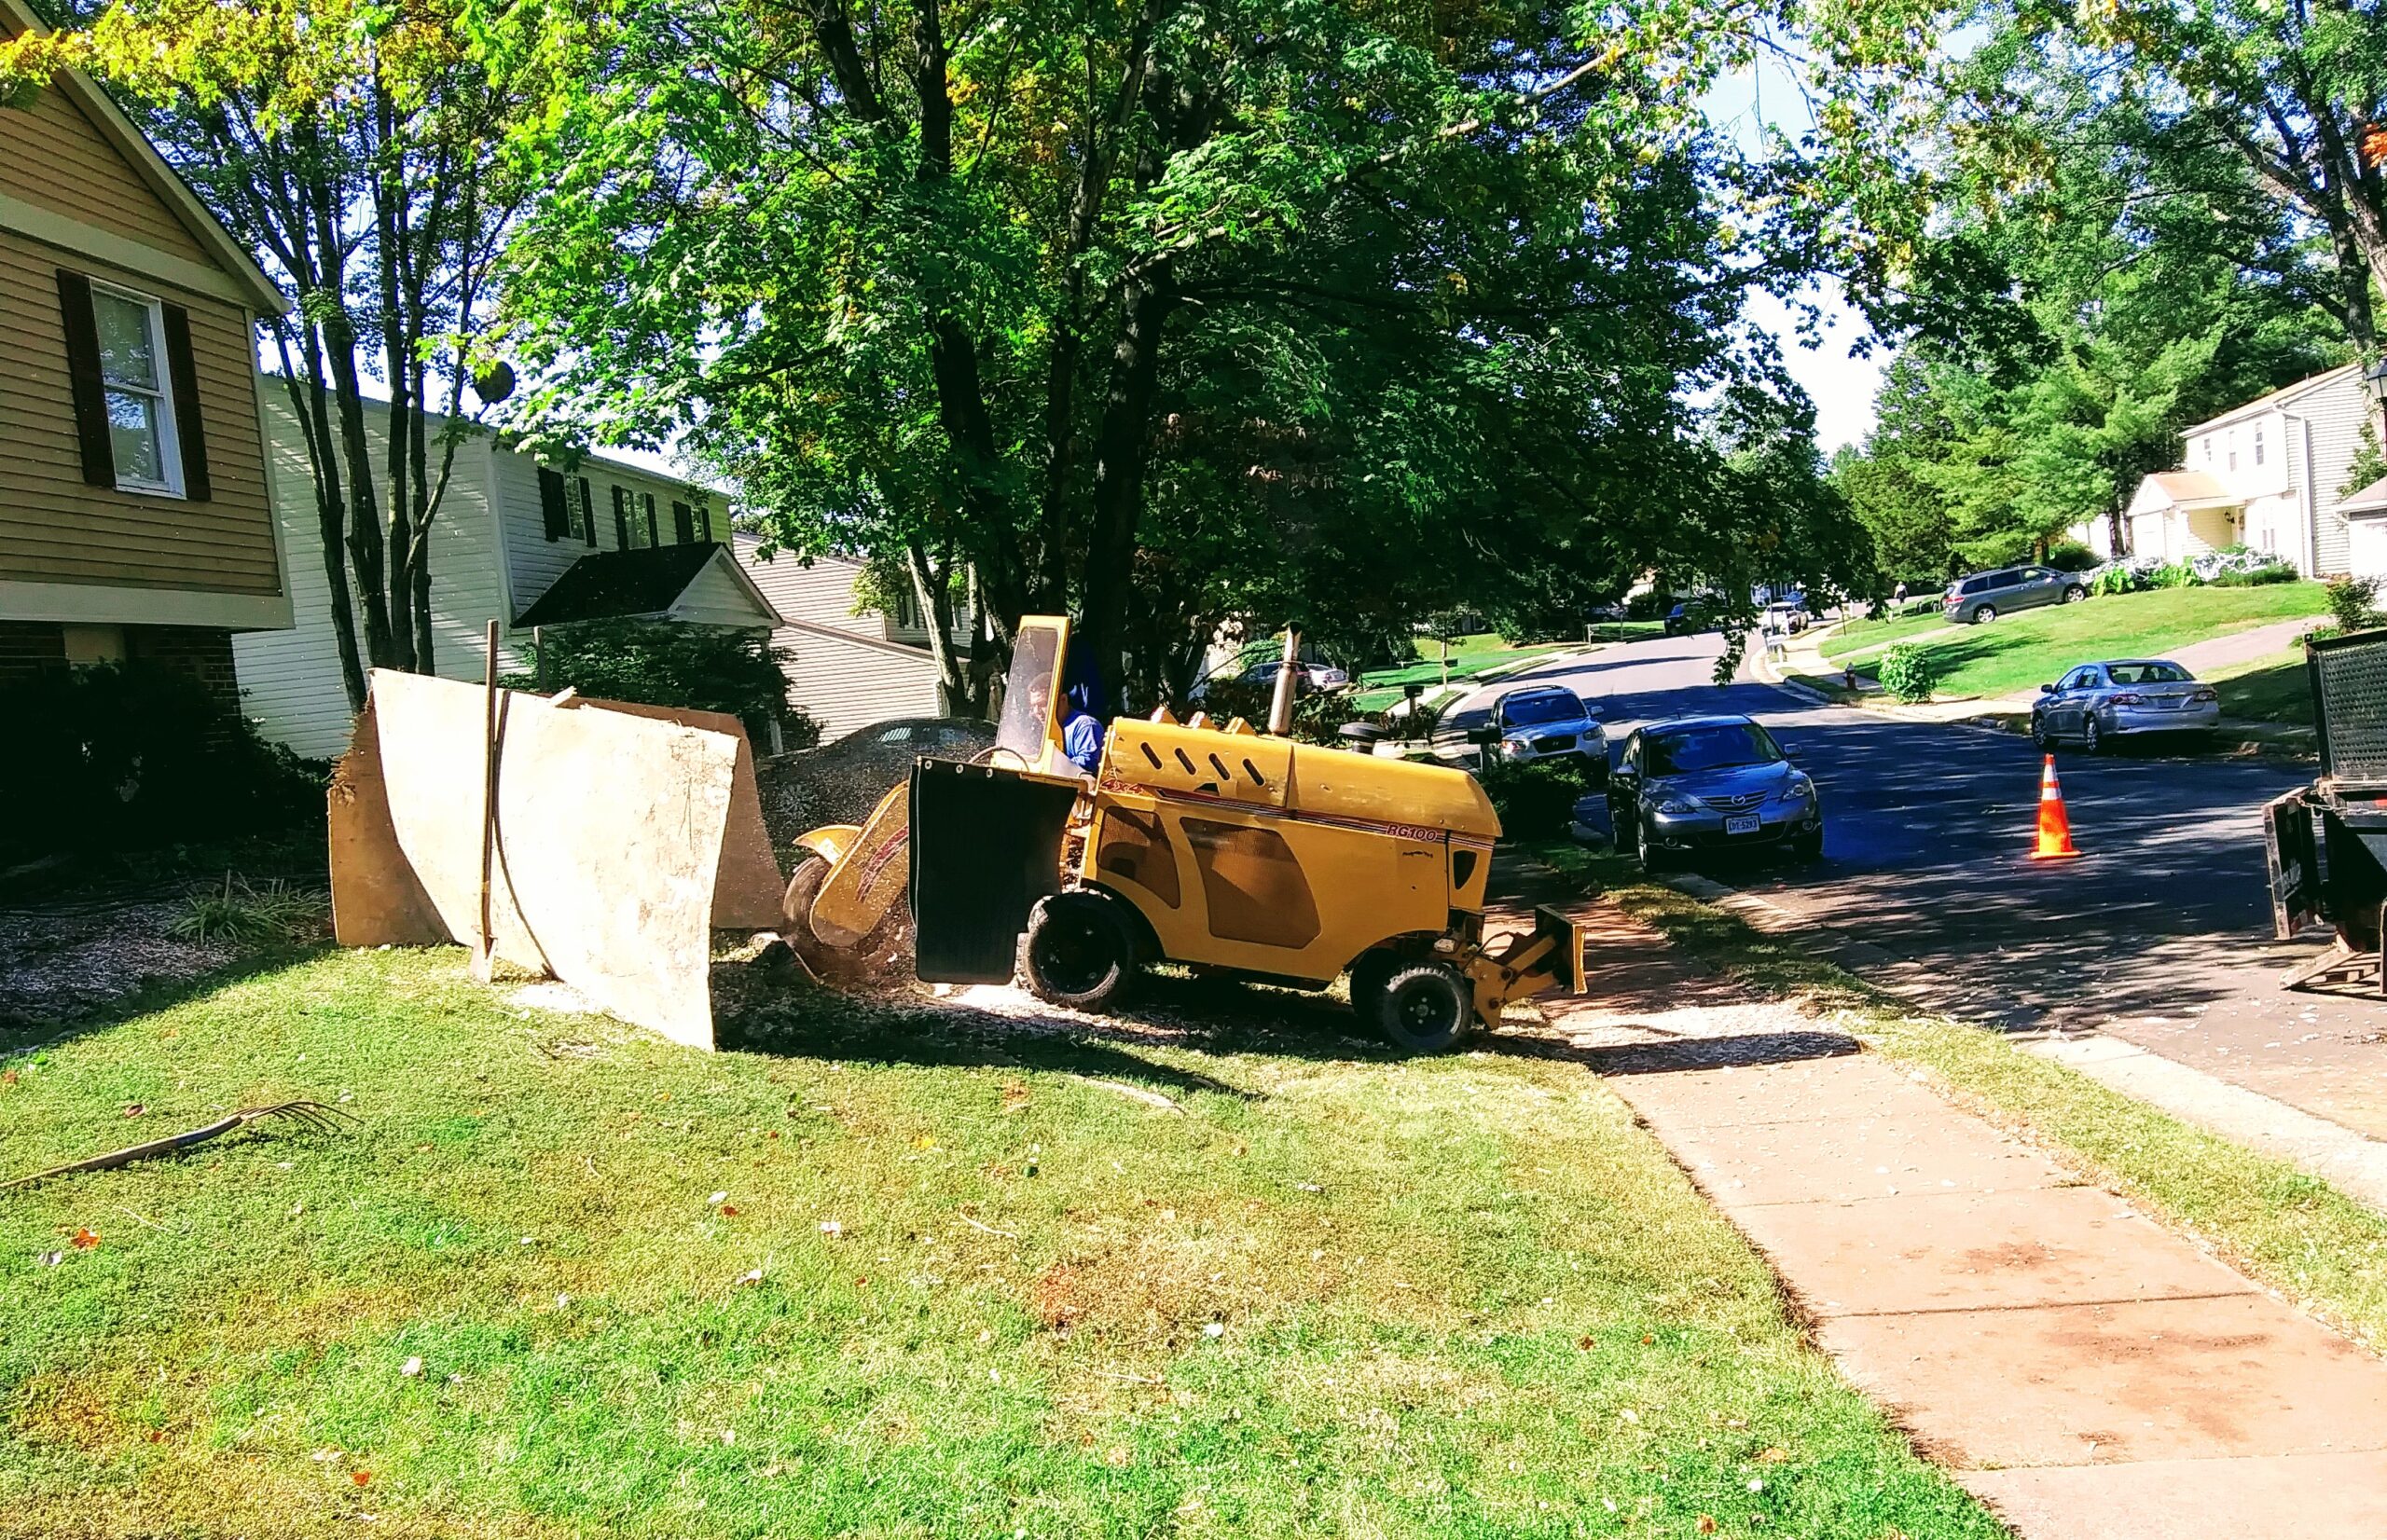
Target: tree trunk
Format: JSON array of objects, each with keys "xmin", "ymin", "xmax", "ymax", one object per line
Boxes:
[
  {"xmin": 276, "ymin": 322, "xmax": 368, "ymax": 709},
  {"xmin": 905, "ymin": 538, "xmax": 982, "ymax": 716},
  {"xmin": 322, "ymin": 317, "xmax": 395, "ymax": 670},
  {"xmin": 1080, "ymin": 269, "xmax": 1178, "ymax": 707}
]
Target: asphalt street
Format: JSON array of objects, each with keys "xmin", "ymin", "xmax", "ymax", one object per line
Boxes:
[{"xmin": 1458, "ymin": 631, "xmax": 2387, "ymax": 1143}]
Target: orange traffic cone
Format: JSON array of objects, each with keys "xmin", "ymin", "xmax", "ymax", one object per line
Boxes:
[{"xmin": 2029, "ymin": 754, "xmax": 2081, "ymax": 860}]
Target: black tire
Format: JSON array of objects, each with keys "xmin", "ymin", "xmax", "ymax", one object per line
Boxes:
[
  {"xmin": 2062, "ymin": 585, "xmax": 2087, "ymax": 604},
  {"xmin": 2082, "ymin": 715, "xmax": 2104, "ymax": 755},
  {"xmin": 1019, "ymin": 891, "xmax": 1134, "ymax": 1011},
  {"xmin": 2030, "ymin": 712, "xmax": 2050, "ymax": 750},
  {"xmin": 1972, "ymin": 604, "xmax": 1998, "ymax": 625},
  {"xmin": 1790, "ymin": 826, "xmax": 1824, "ymax": 862},
  {"xmin": 1373, "ymin": 961, "xmax": 1473, "ymax": 1053},
  {"xmin": 1347, "ymin": 948, "xmax": 1401, "ymax": 1020},
  {"xmin": 1635, "ymin": 815, "xmax": 1670, "ymax": 873}
]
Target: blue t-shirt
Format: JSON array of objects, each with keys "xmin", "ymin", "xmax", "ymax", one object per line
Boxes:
[{"xmin": 1062, "ymin": 712, "xmax": 1105, "ymax": 774}]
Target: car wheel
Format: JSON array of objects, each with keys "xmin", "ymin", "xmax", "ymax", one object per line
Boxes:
[
  {"xmin": 1635, "ymin": 815, "xmax": 1670, "ymax": 873},
  {"xmin": 2062, "ymin": 585, "xmax": 2087, "ymax": 603},
  {"xmin": 1972, "ymin": 604, "xmax": 1997, "ymax": 625},
  {"xmin": 2030, "ymin": 712, "xmax": 2049, "ymax": 750},
  {"xmin": 1019, "ymin": 891, "xmax": 1135, "ymax": 1011},
  {"xmin": 1791, "ymin": 826, "xmax": 1824, "ymax": 862},
  {"xmin": 1373, "ymin": 961, "xmax": 1473, "ymax": 1053},
  {"xmin": 2082, "ymin": 716, "xmax": 2104, "ymax": 755}
]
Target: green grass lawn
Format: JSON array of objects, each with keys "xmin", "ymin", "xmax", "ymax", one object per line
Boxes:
[
  {"xmin": 1814, "ymin": 610, "xmax": 1948, "ymax": 662},
  {"xmin": 1849, "ymin": 584, "xmax": 2327, "ymax": 700},
  {"xmin": 2208, "ymin": 649, "xmax": 2313, "ymax": 727},
  {"xmin": 1351, "ymin": 634, "xmax": 1579, "ymax": 711},
  {"xmin": 0, "ymin": 950, "xmax": 2000, "ymax": 1539}
]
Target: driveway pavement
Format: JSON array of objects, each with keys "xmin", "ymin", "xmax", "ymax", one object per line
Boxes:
[{"xmin": 1472, "ymin": 631, "xmax": 2387, "ymax": 1148}]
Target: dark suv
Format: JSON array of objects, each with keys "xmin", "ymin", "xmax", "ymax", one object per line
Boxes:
[{"xmin": 1942, "ymin": 565, "xmax": 2087, "ymax": 625}]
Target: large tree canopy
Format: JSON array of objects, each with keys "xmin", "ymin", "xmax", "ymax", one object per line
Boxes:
[{"xmin": 485, "ymin": 0, "xmax": 1874, "ymax": 705}]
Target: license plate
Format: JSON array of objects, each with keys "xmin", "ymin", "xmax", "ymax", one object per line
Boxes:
[{"xmin": 1724, "ymin": 814, "xmax": 1761, "ymax": 836}]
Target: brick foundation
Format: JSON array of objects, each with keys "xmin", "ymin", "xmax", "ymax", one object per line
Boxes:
[
  {"xmin": 0, "ymin": 622, "xmax": 241, "ymax": 722},
  {"xmin": 0, "ymin": 621, "xmax": 68, "ymax": 684}
]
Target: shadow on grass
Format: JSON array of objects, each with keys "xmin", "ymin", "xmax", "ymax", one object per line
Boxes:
[
  {"xmin": 0, "ymin": 942, "xmax": 331, "ymax": 1058},
  {"xmin": 1495, "ymin": 1028, "xmax": 1860, "ymax": 1076}
]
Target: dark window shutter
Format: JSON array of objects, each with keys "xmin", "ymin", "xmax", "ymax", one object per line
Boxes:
[
  {"xmin": 159, "ymin": 303, "xmax": 210, "ymax": 501},
  {"xmin": 697, "ymin": 502, "xmax": 713, "ymax": 542},
  {"xmin": 612, "ymin": 485, "xmax": 630, "ymax": 547},
  {"xmin": 54, "ymin": 271, "xmax": 115, "ymax": 488},
  {"xmin": 538, "ymin": 467, "xmax": 570, "ymax": 540},
  {"xmin": 576, "ymin": 477, "xmax": 596, "ymax": 544},
  {"xmin": 672, "ymin": 500, "xmax": 695, "ymax": 543},
  {"xmin": 642, "ymin": 491, "xmax": 660, "ymax": 545}
]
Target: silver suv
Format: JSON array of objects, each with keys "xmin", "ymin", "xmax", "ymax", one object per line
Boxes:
[{"xmin": 1942, "ymin": 565, "xmax": 2088, "ymax": 625}]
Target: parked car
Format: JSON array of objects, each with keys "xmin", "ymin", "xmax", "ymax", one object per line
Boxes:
[
  {"xmin": 1762, "ymin": 600, "xmax": 1810, "ymax": 635},
  {"xmin": 1433, "ymin": 684, "xmax": 1607, "ymax": 782},
  {"xmin": 2029, "ymin": 659, "xmax": 2220, "ymax": 753},
  {"xmin": 1942, "ymin": 564, "xmax": 2088, "ymax": 625},
  {"xmin": 1663, "ymin": 599, "xmax": 1718, "ymax": 636},
  {"xmin": 1607, "ymin": 714, "xmax": 1822, "ymax": 869},
  {"xmin": 1238, "ymin": 659, "xmax": 1350, "ymax": 690}
]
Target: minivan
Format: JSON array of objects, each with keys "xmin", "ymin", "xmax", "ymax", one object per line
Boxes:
[{"xmin": 1942, "ymin": 566, "xmax": 2088, "ymax": 625}]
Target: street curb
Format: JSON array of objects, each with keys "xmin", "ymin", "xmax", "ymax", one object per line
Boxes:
[{"xmin": 1650, "ymin": 869, "xmax": 2387, "ymax": 1213}]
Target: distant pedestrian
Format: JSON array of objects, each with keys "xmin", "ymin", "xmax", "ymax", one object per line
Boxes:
[{"xmin": 1893, "ymin": 580, "xmax": 1909, "ymax": 606}]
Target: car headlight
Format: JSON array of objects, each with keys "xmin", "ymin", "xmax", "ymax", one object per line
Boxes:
[
  {"xmin": 1781, "ymin": 777, "xmax": 1814, "ymax": 803},
  {"xmin": 1499, "ymin": 738, "xmax": 1528, "ymax": 758},
  {"xmin": 1651, "ymin": 794, "xmax": 1699, "ymax": 816}
]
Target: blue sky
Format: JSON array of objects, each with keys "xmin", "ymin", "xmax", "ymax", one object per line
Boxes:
[{"xmin": 1704, "ymin": 56, "xmax": 1887, "ymax": 455}]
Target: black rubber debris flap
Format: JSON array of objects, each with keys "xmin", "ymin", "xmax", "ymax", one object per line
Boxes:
[{"xmin": 909, "ymin": 758, "xmax": 1079, "ymax": 983}]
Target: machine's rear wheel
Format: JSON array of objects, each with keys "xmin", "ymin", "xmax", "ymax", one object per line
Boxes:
[
  {"xmin": 780, "ymin": 855, "xmax": 829, "ymax": 945},
  {"xmin": 1020, "ymin": 892, "xmax": 1134, "ymax": 1011},
  {"xmin": 1373, "ymin": 961, "xmax": 1472, "ymax": 1053}
]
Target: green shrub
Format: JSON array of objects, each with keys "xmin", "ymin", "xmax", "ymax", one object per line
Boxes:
[
  {"xmin": 2326, "ymin": 575, "xmax": 2383, "ymax": 634},
  {"xmin": 0, "ymin": 661, "xmax": 326, "ymax": 861},
  {"xmin": 2212, "ymin": 561, "xmax": 2298, "ymax": 587},
  {"xmin": 2090, "ymin": 565, "xmax": 2135, "ymax": 597},
  {"xmin": 1875, "ymin": 644, "xmax": 1939, "ymax": 703},
  {"xmin": 508, "ymin": 620, "xmax": 818, "ymax": 749},
  {"xmin": 1623, "ymin": 590, "xmax": 1673, "ymax": 622},
  {"xmin": 169, "ymin": 874, "xmax": 327, "ymax": 945},
  {"xmin": 2046, "ymin": 540, "xmax": 2100, "ymax": 571},
  {"xmin": 1476, "ymin": 758, "xmax": 1588, "ymax": 838}
]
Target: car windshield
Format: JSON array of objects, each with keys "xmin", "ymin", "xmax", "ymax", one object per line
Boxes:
[
  {"xmin": 2105, "ymin": 662, "xmax": 2191, "ymax": 685},
  {"xmin": 1502, "ymin": 692, "xmax": 1585, "ymax": 727},
  {"xmin": 1644, "ymin": 723, "xmax": 1782, "ymax": 775}
]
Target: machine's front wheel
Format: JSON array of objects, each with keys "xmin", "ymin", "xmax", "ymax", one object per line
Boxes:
[
  {"xmin": 1020, "ymin": 892, "xmax": 1135, "ymax": 1011},
  {"xmin": 1374, "ymin": 961, "xmax": 1473, "ymax": 1053}
]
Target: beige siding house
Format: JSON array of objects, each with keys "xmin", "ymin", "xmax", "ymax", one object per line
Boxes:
[
  {"xmin": 0, "ymin": 0, "xmax": 291, "ymax": 700},
  {"xmin": 2087, "ymin": 364, "xmax": 2376, "ymax": 577},
  {"xmin": 234, "ymin": 397, "xmax": 780, "ymax": 757},
  {"xmin": 734, "ymin": 536, "xmax": 979, "ymax": 740}
]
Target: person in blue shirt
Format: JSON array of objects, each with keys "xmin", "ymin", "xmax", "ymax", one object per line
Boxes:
[{"xmin": 1059, "ymin": 643, "xmax": 1107, "ymax": 775}]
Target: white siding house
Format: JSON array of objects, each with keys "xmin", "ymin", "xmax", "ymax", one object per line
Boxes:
[
  {"xmin": 733, "ymin": 535, "xmax": 983, "ymax": 740},
  {"xmin": 2087, "ymin": 364, "xmax": 2378, "ymax": 577},
  {"xmin": 233, "ymin": 394, "xmax": 780, "ymax": 758}
]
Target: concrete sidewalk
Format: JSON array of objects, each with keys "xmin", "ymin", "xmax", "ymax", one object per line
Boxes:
[{"xmin": 1535, "ymin": 900, "xmax": 2387, "ymax": 1539}]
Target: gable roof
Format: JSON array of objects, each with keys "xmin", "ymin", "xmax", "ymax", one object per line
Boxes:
[
  {"xmin": 515, "ymin": 542, "xmax": 780, "ymax": 628},
  {"xmin": 2135, "ymin": 470, "xmax": 2239, "ymax": 510},
  {"xmin": 0, "ymin": 0, "xmax": 287, "ymax": 314},
  {"xmin": 2181, "ymin": 364, "xmax": 2360, "ymax": 438},
  {"xmin": 2342, "ymin": 474, "xmax": 2387, "ymax": 518}
]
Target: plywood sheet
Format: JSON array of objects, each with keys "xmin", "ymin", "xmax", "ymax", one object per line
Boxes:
[
  {"xmin": 573, "ymin": 697, "xmax": 784, "ymax": 929},
  {"xmin": 351, "ymin": 669, "xmax": 739, "ymax": 1049}
]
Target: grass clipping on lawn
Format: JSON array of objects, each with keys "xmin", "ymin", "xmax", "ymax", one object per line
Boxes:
[
  {"xmin": 1541, "ymin": 846, "xmax": 2387, "ymax": 1357},
  {"xmin": 0, "ymin": 950, "xmax": 1997, "ymax": 1539}
]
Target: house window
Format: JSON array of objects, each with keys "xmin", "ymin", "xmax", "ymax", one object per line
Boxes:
[
  {"xmin": 2202, "ymin": 435, "xmax": 2213, "ymax": 464},
  {"xmin": 2255, "ymin": 425, "xmax": 2265, "ymax": 467},
  {"xmin": 2227, "ymin": 431, "xmax": 2237, "ymax": 472},
  {"xmin": 538, "ymin": 466, "xmax": 571, "ymax": 541},
  {"xmin": 90, "ymin": 285, "xmax": 182, "ymax": 494},
  {"xmin": 575, "ymin": 476, "xmax": 597, "ymax": 545},
  {"xmin": 672, "ymin": 500, "xmax": 696, "ymax": 543},
  {"xmin": 614, "ymin": 485, "xmax": 642, "ymax": 548}
]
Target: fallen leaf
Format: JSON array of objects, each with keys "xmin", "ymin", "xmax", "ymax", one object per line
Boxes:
[
  {"xmin": 766, "ymin": 1131, "xmax": 780, "ymax": 1140},
  {"xmin": 720, "ymin": 1205, "xmax": 741, "ymax": 1217},
  {"xmin": 1104, "ymin": 1446, "xmax": 1130, "ymax": 1468},
  {"xmin": 912, "ymin": 1134, "xmax": 938, "ymax": 1150},
  {"xmin": 1698, "ymin": 1517, "xmax": 1717, "ymax": 1535},
  {"xmin": 1755, "ymin": 1447, "xmax": 1789, "ymax": 1464},
  {"xmin": 351, "ymin": 1470, "xmax": 372, "ymax": 1487},
  {"xmin": 1576, "ymin": 1335, "xmax": 1595, "ymax": 1351},
  {"xmin": 820, "ymin": 1219, "xmax": 844, "ymax": 1238},
  {"xmin": 310, "ymin": 1448, "xmax": 343, "ymax": 1464},
  {"xmin": 69, "ymin": 1228, "xmax": 99, "ymax": 1251},
  {"xmin": 0, "ymin": 1070, "xmax": 16, "ymax": 1087},
  {"xmin": 399, "ymin": 1357, "xmax": 422, "ymax": 1378}
]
